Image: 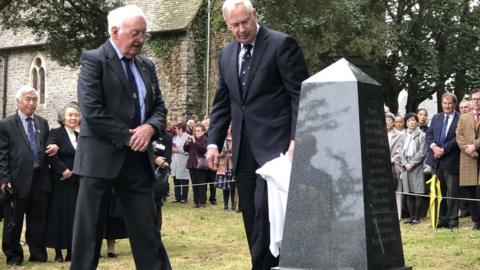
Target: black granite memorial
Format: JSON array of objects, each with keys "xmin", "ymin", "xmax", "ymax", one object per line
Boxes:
[{"xmin": 275, "ymin": 59, "xmax": 411, "ymax": 270}]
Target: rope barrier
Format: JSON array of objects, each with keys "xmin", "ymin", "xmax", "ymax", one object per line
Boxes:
[
  {"xmin": 395, "ymin": 191, "xmax": 480, "ymax": 202},
  {"xmin": 170, "ymin": 179, "xmax": 236, "ymax": 188}
]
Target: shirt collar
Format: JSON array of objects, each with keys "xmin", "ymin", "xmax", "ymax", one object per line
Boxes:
[
  {"xmin": 241, "ymin": 23, "xmax": 261, "ymax": 49},
  {"xmin": 109, "ymin": 38, "xmax": 126, "ymax": 60},
  {"xmin": 17, "ymin": 110, "xmax": 32, "ymax": 121},
  {"xmin": 444, "ymin": 112, "xmax": 454, "ymax": 117}
]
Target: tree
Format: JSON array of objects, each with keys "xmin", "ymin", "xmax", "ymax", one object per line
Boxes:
[
  {"xmin": 0, "ymin": 0, "xmax": 121, "ymax": 66},
  {"xmin": 254, "ymin": 0, "xmax": 480, "ymax": 113}
]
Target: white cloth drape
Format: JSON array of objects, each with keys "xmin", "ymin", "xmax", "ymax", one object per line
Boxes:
[{"xmin": 256, "ymin": 153, "xmax": 292, "ymax": 257}]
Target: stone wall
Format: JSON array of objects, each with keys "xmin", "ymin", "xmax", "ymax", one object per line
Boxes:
[
  {"xmin": 2, "ymin": 47, "xmax": 78, "ymax": 127},
  {"xmin": 145, "ymin": 30, "xmax": 201, "ymax": 122},
  {"xmin": 0, "ymin": 33, "xmax": 203, "ymax": 127}
]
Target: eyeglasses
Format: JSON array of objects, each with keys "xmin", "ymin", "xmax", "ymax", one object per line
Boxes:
[
  {"xmin": 227, "ymin": 16, "xmax": 252, "ymax": 30},
  {"xmin": 472, "ymin": 98, "xmax": 480, "ymax": 102},
  {"xmin": 117, "ymin": 27, "xmax": 151, "ymax": 40}
]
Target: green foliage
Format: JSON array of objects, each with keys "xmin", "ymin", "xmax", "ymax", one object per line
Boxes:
[
  {"xmin": 255, "ymin": 0, "xmax": 480, "ymax": 113},
  {"xmin": 0, "ymin": 0, "xmax": 122, "ymax": 67},
  {"xmin": 149, "ymin": 37, "xmax": 177, "ymax": 61},
  {"xmin": 191, "ymin": 0, "xmax": 209, "ymax": 116}
]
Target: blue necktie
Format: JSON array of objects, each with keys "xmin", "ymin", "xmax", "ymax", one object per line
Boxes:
[
  {"xmin": 122, "ymin": 57, "xmax": 142, "ymax": 128},
  {"xmin": 439, "ymin": 115, "xmax": 449, "ymax": 146},
  {"xmin": 26, "ymin": 117, "xmax": 40, "ymax": 167},
  {"xmin": 239, "ymin": 44, "xmax": 253, "ymax": 96}
]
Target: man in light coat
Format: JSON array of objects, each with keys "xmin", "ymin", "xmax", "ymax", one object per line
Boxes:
[{"xmin": 456, "ymin": 88, "xmax": 480, "ymax": 230}]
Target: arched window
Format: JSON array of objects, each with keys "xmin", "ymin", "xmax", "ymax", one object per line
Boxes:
[{"xmin": 30, "ymin": 56, "xmax": 46, "ymax": 104}]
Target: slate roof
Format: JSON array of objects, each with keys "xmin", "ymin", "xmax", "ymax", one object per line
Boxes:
[{"xmin": 0, "ymin": 0, "xmax": 203, "ymax": 50}]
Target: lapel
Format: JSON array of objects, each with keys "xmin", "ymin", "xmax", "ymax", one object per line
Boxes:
[
  {"xmin": 229, "ymin": 42, "xmax": 242, "ymax": 102},
  {"xmin": 60, "ymin": 127, "xmax": 76, "ymax": 153},
  {"xmin": 104, "ymin": 40, "xmax": 132, "ymax": 98},
  {"xmin": 134, "ymin": 55, "xmax": 152, "ymax": 117},
  {"xmin": 14, "ymin": 114, "xmax": 30, "ymax": 148},
  {"xmin": 242, "ymin": 26, "xmax": 268, "ymax": 101}
]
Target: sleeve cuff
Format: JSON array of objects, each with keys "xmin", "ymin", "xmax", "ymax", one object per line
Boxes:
[{"xmin": 207, "ymin": 144, "xmax": 218, "ymax": 149}]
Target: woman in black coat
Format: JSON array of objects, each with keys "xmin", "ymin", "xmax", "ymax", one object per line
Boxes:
[
  {"xmin": 184, "ymin": 123, "xmax": 209, "ymax": 208},
  {"xmin": 45, "ymin": 103, "xmax": 80, "ymax": 262}
]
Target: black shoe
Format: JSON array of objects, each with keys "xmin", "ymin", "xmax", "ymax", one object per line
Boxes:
[
  {"xmin": 210, "ymin": 200, "xmax": 217, "ymax": 205},
  {"xmin": 459, "ymin": 211, "xmax": 471, "ymax": 218},
  {"xmin": 55, "ymin": 254, "xmax": 63, "ymax": 263},
  {"xmin": 107, "ymin": 252, "xmax": 117, "ymax": 258},
  {"xmin": 29, "ymin": 257, "xmax": 47, "ymax": 263},
  {"xmin": 411, "ymin": 219, "xmax": 420, "ymax": 225},
  {"xmin": 224, "ymin": 206, "xmax": 229, "ymax": 210},
  {"xmin": 404, "ymin": 219, "xmax": 413, "ymax": 224},
  {"xmin": 448, "ymin": 224, "xmax": 459, "ymax": 229},
  {"xmin": 436, "ymin": 223, "xmax": 448, "ymax": 229},
  {"xmin": 7, "ymin": 258, "xmax": 22, "ymax": 266},
  {"xmin": 473, "ymin": 222, "xmax": 480, "ymax": 230}
]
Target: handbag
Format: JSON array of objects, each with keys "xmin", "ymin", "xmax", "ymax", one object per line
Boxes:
[{"xmin": 196, "ymin": 156, "xmax": 209, "ymax": 170}]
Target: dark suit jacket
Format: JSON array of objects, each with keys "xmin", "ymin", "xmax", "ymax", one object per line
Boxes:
[
  {"xmin": 0, "ymin": 113, "xmax": 51, "ymax": 198},
  {"xmin": 47, "ymin": 126, "xmax": 76, "ymax": 175},
  {"xmin": 208, "ymin": 26, "xmax": 309, "ymax": 168},
  {"xmin": 73, "ymin": 40, "xmax": 166, "ymax": 179},
  {"xmin": 426, "ymin": 111, "xmax": 460, "ymax": 175}
]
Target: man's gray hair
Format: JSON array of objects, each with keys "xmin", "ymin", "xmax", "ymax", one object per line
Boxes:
[
  {"xmin": 15, "ymin": 85, "xmax": 37, "ymax": 101},
  {"xmin": 222, "ymin": 0, "xmax": 255, "ymax": 20},
  {"xmin": 107, "ymin": 5, "xmax": 146, "ymax": 35}
]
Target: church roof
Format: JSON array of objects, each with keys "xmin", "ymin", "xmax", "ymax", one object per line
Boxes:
[{"xmin": 0, "ymin": 0, "xmax": 203, "ymax": 50}]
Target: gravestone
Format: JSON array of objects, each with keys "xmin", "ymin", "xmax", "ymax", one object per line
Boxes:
[{"xmin": 275, "ymin": 58, "xmax": 411, "ymax": 270}]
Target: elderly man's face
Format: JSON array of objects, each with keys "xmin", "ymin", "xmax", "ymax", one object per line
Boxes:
[
  {"xmin": 17, "ymin": 91, "xmax": 38, "ymax": 116},
  {"xmin": 225, "ymin": 4, "xmax": 258, "ymax": 44},
  {"xmin": 442, "ymin": 96, "xmax": 455, "ymax": 114},
  {"xmin": 111, "ymin": 15, "xmax": 147, "ymax": 59},
  {"xmin": 459, "ymin": 101, "xmax": 472, "ymax": 114}
]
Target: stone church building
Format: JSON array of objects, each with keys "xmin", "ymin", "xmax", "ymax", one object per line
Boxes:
[{"xmin": 0, "ymin": 0, "xmax": 222, "ymax": 127}]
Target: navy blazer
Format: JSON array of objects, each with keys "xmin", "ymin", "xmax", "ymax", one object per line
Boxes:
[
  {"xmin": 208, "ymin": 26, "xmax": 309, "ymax": 168},
  {"xmin": 426, "ymin": 111, "xmax": 460, "ymax": 174},
  {"xmin": 73, "ymin": 40, "xmax": 166, "ymax": 179}
]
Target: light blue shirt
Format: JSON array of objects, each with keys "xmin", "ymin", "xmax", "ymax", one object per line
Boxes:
[{"xmin": 110, "ymin": 39, "xmax": 146, "ymax": 123}]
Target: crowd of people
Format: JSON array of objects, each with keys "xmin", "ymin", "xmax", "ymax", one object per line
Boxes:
[
  {"xmin": 0, "ymin": 0, "xmax": 308, "ymax": 268},
  {"xmin": 0, "ymin": 85, "xmax": 238, "ymax": 266},
  {"xmin": 387, "ymin": 90, "xmax": 480, "ymax": 230}
]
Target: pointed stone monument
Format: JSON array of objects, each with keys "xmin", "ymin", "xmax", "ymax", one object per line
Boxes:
[{"xmin": 275, "ymin": 59, "xmax": 411, "ymax": 270}]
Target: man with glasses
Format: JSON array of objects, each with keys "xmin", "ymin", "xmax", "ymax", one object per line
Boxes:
[
  {"xmin": 206, "ymin": 0, "xmax": 309, "ymax": 269},
  {"xmin": 456, "ymin": 89, "xmax": 480, "ymax": 230},
  {"xmin": 71, "ymin": 5, "xmax": 171, "ymax": 270},
  {"xmin": 426, "ymin": 92, "xmax": 461, "ymax": 229}
]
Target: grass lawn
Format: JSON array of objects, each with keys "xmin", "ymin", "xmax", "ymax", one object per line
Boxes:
[{"xmin": 0, "ymin": 187, "xmax": 480, "ymax": 269}]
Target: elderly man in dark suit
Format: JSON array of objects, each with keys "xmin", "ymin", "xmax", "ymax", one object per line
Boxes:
[
  {"xmin": 70, "ymin": 5, "xmax": 171, "ymax": 270},
  {"xmin": 0, "ymin": 86, "xmax": 58, "ymax": 266},
  {"xmin": 426, "ymin": 92, "xmax": 461, "ymax": 229},
  {"xmin": 206, "ymin": 0, "xmax": 309, "ymax": 269}
]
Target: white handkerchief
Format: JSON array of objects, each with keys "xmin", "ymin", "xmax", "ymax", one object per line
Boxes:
[{"xmin": 256, "ymin": 153, "xmax": 292, "ymax": 257}]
